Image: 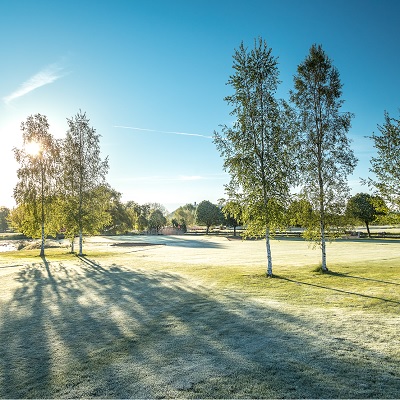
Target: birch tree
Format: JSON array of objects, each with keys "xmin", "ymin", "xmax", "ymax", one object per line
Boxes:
[
  {"xmin": 13, "ymin": 114, "xmax": 60, "ymax": 256},
  {"xmin": 60, "ymin": 110, "xmax": 109, "ymax": 255},
  {"xmin": 367, "ymin": 111, "xmax": 400, "ymax": 213},
  {"xmin": 290, "ymin": 44, "xmax": 357, "ymax": 271},
  {"xmin": 214, "ymin": 38, "xmax": 299, "ymax": 277}
]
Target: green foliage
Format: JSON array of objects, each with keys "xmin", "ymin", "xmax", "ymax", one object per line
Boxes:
[
  {"xmin": 287, "ymin": 196, "xmax": 348, "ymax": 244},
  {"xmin": 146, "ymin": 202, "xmax": 169, "ymax": 216},
  {"xmin": 195, "ymin": 200, "xmax": 223, "ymax": 234},
  {"xmin": 0, "ymin": 207, "xmax": 10, "ymax": 232},
  {"xmin": 103, "ymin": 189, "xmax": 134, "ymax": 234},
  {"xmin": 123, "ymin": 202, "xmax": 170, "ymax": 232},
  {"xmin": 148, "ymin": 209, "xmax": 167, "ymax": 233},
  {"xmin": 368, "ymin": 111, "xmax": 400, "ymax": 212},
  {"xmin": 8, "ymin": 201, "xmax": 61, "ymax": 239},
  {"xmin": 290, "ymin": 44, "xmax": 357, "ymax": 270},
  {"xmin": 171, "ymin": 204, "xmax": 196, "ymax": 230},
  {"xmin": 287, "ymin": 197, "xmax": 315, "ymax": 228},
  {"xmin": 346, "ymin": 193, "xmax": 387, "ymax": 236},
  {"xmin": 125, "ymin": 201, "xmax": 148, "ymax": 231},
  {"xmin": 220, "ymin": 199, "xmax": 242, "ymax": 236}
]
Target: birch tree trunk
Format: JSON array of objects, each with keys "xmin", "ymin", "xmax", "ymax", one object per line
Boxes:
[
  {"xmin": 318, "ymin": 156, "xmax": 328, "ymax": 272},
  {"xmin": 79, "ymin": 231, "xmax": 83, "ymax": 256},
  {"xmin": 266, "ymin": 227, "xmax": 273, "ymax": 277},
  {"xmin": 40, "ymin": 161, "xmax": 45, "ymax": 257},
  {"xmin": 320, "ymin": 220, "xmax": 327, "ymax": 271},
  {"xmin": 40, "ymin": 223, "xmax": 45, "ymax": 257}
]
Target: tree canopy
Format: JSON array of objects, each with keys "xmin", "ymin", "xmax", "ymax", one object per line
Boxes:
[
  {"xmin": 0, "ymin": 207, "xmax": 10, "ymax": 232},
  {"xmin": 195, "ymin": 200, "xmax": 223, "ymax": 234},
  {"xmin": 368, "ymin": 111, "xmax": 400, "ymax": 212},
  {"xmin": 346, "ymin": 193, "xmax": 386, "ymax": 237},
  {"xmin": 148, "ymin": 209, "xmax": 167, "ymax": 233}
]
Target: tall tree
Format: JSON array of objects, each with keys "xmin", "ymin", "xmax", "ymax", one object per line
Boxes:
[
  {"xmin": 290, "ymin": 44, "xmax": 357, "ymax": 272},
  {"xmin": 214, "ymin": 38, "xmax": 298, "ymax": 276},
  {"xmin": 367, "ymin": 111, "xmax": 400, "ymax": 212},
  {"xmin": 195, "ymin": 200, "xmax": 223, "ymax": 234},
  {"xmin": 60, "ymin": 110, "xmax": 109, "ymax": 255},
  {"xmin": 13, "ymin": 114, "xmax": 60, "ymax": 255}
]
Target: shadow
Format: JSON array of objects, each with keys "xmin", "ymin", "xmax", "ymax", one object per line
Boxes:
[
  {"xmin": 105, "ymin": 234, "xmax": 226, "ymax": 249},
  {"xmin": 336, "ymin": 237, "xmax": 400, "ymax": 244},
  {"xmin": 40, "ymin": 255, "xmax": 61, "ymax": 299},
  {"xmin": 327, "ymin": 271, "xmax": 400, "ymax": 286},
  {"xmin": 276, "ymin": 275, "xmax": 400, "ymax": 305},
  {"xmin": 1, "ymin": 257, "xmax": 399, "ymax": 398},
  {"xmin": 0, "ymin": 264, "xmax": 24, "ymax": 269}
]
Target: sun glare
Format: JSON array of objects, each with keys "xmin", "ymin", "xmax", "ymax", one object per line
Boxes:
[{"xmin": 25, "ymin": 141, "xmax": 41, "ymax": 156}]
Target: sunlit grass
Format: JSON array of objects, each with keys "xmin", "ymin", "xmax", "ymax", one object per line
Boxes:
[{"xmin": 123, "ymin": 258, "xmax": 400, "ymax": 314}]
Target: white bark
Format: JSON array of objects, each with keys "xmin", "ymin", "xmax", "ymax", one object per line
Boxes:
[
  {"xmin": 265, "ymin": 227, "xmax": 273, "ymax": 277},
  {"xmin": 320, "ymin": 223, "xmax": 328, "ymax": 271},
  {"xmin": 40, "ymin": 223, "xmax": 45, "ymax": 257},
  {"xmin": 79, "ymin": 231, "xmax": 83, "ymax": 256}
]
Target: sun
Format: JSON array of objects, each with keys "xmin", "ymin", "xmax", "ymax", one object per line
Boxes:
[{"xmin": 25, "ymin": 141, "xmax": 41, "ymax": 156}]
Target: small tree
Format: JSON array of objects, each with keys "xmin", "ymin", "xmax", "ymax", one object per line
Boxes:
[
  {"xmin": 367, "ymin": 111, "xmax": 400, "ymax": 212},
  {"xmin": 346, "ymin": 193, "xmax": 386, "ymax": 237},
  {"xmin": 290, "ymin": 44, "xmax": 357, "ymax": 272},
  {"xmin": 195, "ymin": 200, "xmax": 223, "ymax": 234},
  {"xmin": 148, "ymin": 209, "xmax": 167, "ymax": 233}
]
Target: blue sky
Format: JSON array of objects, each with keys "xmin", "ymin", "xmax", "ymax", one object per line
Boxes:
[{"xmin": 1, "ymin": 0, "xmax": 399, "ymax": 212}]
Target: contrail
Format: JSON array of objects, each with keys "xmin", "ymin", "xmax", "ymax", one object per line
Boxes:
[
  {"xmin": 3, "ymin": 63, "xmax": 65, "ymax": 104},
  {"xmin": 114, "ymin": 125, "xmax": 212, "ymax": 139}
]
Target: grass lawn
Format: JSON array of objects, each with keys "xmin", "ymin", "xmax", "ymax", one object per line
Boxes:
[{"xmin": 0, "ymin": 235, "xmax": 399, "ymax": 398}]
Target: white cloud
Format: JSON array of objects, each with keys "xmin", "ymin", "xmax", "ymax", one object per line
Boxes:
[
  {"xmin": 3, "ymin": 63, "xmax": 65, "ymax": 104},
  {"xmin": 114, "ymin": 125, "xmax": 212, "ymax": 139}
]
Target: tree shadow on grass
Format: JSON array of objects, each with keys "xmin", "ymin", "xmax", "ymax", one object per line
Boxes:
[
  {"xmin": 275, "ymin": 275, "xmax": 400, "ymax": 305},
  {"xmin": 104, "ymin": 234, "xmax": 226, "ymax": 249},
  {"xmin": 0, "ymin": 257, "xmax": 399, "ymax": 398},
  {"xmin": 326, "ymin": 270, "xmax": 400, "ymax": 286}
]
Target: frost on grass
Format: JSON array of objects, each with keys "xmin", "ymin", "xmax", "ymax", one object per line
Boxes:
[{"xmin": 0, "ymin": 236, "xmax": 399, "ymax": 398}]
